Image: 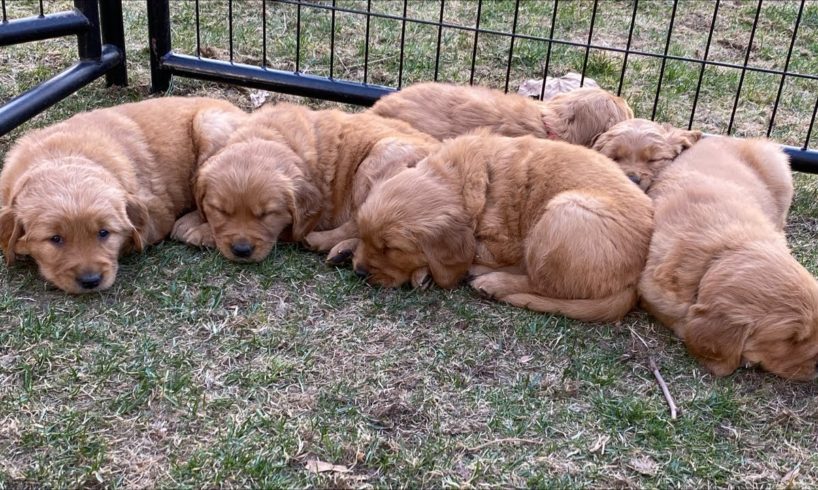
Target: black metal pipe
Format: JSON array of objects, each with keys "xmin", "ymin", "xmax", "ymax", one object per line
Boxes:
[
  {"xmin": 784, "ymin": 145, "xmax": 818, "ymax": 174},
  {"xmin": 74, "ymin": 0, "xmax": 101, "ymax": 60},
  {"xmin": 0, "ymin": 10, "xmax": 88, "ymax": 46},
  {"xmin": 0, "ymin": 44, "xmax": 122, "ymax": 136},
  {"xmin": 160, "ymin": 53, "xmax": 394, "ymax": 106},
  {"xmin": 99, "ymin": 0, "xmax": 127, "ymax": 86},
  {"xmin": 147, "ymin": 0, "xmax": 172, "ymax": 92}
]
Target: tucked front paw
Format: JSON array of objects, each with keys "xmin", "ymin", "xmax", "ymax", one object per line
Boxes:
[
  {"xmin": 469, "ymin": 272, "xmax": 505, "ymax": 300},
  {"xmin": 327, "ymin": 238, "xmax": 359, "ymax": 265},
  {"xmin": 410, "ymin": 267, "xmax": 433, "ymax": 290},
  {"xmin": 304, "ymin": 231, "xmax": 334, "ymax": 252},
  {"xmin": 171, "ymin": 212, "xmax": 214, "ymax": 247}
]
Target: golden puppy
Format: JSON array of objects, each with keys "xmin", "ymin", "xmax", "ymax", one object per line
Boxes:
[
  {"xmin": 629, "ymin": 128, "xmax": 817, "ymax": 380},
  {"xmin": 172, "ymin": 102, "xmax": 439, "ymax": 262},
  {"xmin": 0, "ymin": 97, "xmax": 245, "ymax": 293},
  {"xmin": 353, "ymin": 132, "xmax": 654, "ymax": 323},
  {"xmin": 592, "ymin": 118, "xmax": 702, "ymax": 191},
  {"xmin": 369, "ymin": 82, "xmax": 633, "ymax": 147}
]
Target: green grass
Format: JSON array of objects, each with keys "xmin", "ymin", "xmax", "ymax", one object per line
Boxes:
[{"xmin": 2, "ymin": 0, "xmax": 818, "ymax": 488}]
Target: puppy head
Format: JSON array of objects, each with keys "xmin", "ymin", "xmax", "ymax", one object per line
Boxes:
[
  {"xmin": 353, "ymin": 166, "xmax": 475, "ymax": 288},
  {"xmin": 592, "ymin": 119, "xmax": 701, "ymax": 191},
  {"xmin": 684, "ymin": 243, "xmax": 818, "ymax": 381},
  {"xmin": 542, "ymin": 87, "xmax": 634, "ymax": 147},
  {"xmin": 195, "ymin": 141, "xmax": 321, "ymax": 262},
  {"xmin": 2, "ymin": 162, "xmax": 145, "ymax": 293}
]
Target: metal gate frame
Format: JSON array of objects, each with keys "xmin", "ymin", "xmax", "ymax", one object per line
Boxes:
[
  {"xmin": 147, "ymin": 0, "xmax": 818, "ymax": 172},
  {"xmin": 0, "ymin": 0, "xmax": 127, "ymax": 136}
]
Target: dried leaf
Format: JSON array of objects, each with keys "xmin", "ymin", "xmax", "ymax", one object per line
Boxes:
[
  {"xmin": 305, "ymin": 459, "xmax": 351, "ymax": 474},
  {"xmin": 519, "ymin": 355, "xmax": 533, "ymax": 364},
  {"xmin": 249, "ymin": 90, "xmax": 270, "ymax": 109},
  {"xmin": 628, "ymin": 455, "xmax": 658, "ymax": 476}
]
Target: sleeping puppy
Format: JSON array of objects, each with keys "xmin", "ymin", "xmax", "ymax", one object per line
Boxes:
[
  {"xmin": 171, "ymin": 102, "xmax": 439, "ymax": 263},
  {"xmin": 599, "ymin": 120, "xmax": 817, "ymax": 380},
  {"xmin": 369, "ymin": 82, "xmax": 633, "ymax": 147},
  {"xmin": 0, "ymin": 97, "xmax": 245, "ymax": 293},
  {"xmin": 352, "ymin": 132, "xmax": 654, "ymax": 323}
]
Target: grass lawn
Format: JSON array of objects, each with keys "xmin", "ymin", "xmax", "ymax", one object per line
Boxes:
[{"xmin": 2, "ymin": 0, "xmax": 818, "ymax": 487}]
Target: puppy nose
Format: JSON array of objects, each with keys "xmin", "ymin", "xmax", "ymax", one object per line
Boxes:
[
  {"xmin": 231, "ymin": 242, "xmax": 254, "ymax": 258},
  {"xmin": 76, "ymin": 272, "xmax": 102, "ymax": 290},
  {"xmin": 354, "ymin": 266, "xmax": 369, "ymax": 279},
  {"xmin": 627, "ymin": 174, "xmax": 641, "ymax": 185}
]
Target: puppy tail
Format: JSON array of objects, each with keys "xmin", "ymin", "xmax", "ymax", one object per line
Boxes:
[{"xmin": 502, "ymin": 286, "xmax": 638, "ymax": 323}]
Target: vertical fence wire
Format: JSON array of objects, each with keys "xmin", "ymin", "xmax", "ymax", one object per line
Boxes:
[
  {"xmin": 398, "ymin": 0, "xmax": 408, "ymax": 88},
  {"xmin": 617, "ymin": 0, "xmax": 639, "ymax": 97},
  {"xmin": 2, "ymin": 0, "xmax": 7, "ymax": 23},
  {"xmin": 194, "ymin": 0, "xmax": 201, "ymax": 57},
  {"xmin": 261, "ymin": 0, "xmax": 267, "ymax": 68},
  {"xmin": 363, "ymin": 0, "xmax": 371, "ymax": 84},
  {"xmin": 767, "ymin": 0, "xmax": 804, "ymax": 137},
  {"xmin": 688, "ymin": 0, "xmax": 720, "ymax": 130},
  {"xmin": 579, "ymin": 0, "xmax": 598, "ymax": 87},
  {"xmin": 38, "ymin": 0, "xmax": 43, "ymax": 17},
  {"xmin": 469, "ymin": 0, "xmax": 482, "ymax": 85},
  {"xmin": 228, "ymin": 0, "xmax": 234, "ymax": 63},
  {"xmin": 651, "ymin": 0, "xmax": 678, "ymax": 120},
  {"xmin": 804, "ymin": 96, "xmax": 818, "ymax": 150},
  {"xmin": 539, "ymin": 0, "xmax": 559, "ymax": 100},
  {"xmin": 329, "ymin": 0, "xmax": 336, "ymax": 78},
  {"xmin": 727, "ymin": 0, "xmax": 763, "ymax": 135},
  {"xmin": 504, "ymin": 0, "xmax": 521, "ymax": 93},
  {"xmin": 434, "ymin": 0, "xmax": 445, "ymax": 82},
  {"xmin": 295, "ymin": 2, "xmax": 301, "ymax": 72}
]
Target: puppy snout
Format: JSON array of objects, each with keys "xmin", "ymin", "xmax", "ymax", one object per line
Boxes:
[
  {"xmin": 231, "ymin": 241, "xmax": 254, "ymax": 258},
  {"xmin": 76, "ymin": 272, "xmax": 102, "ymax": 290},
  {"xmin": 354, "ymin": 266, "xmax": 370, "ymax": 280},
  {"xmin": 627, "ymin": 173, "xmax": 641, "ymax": 186}
]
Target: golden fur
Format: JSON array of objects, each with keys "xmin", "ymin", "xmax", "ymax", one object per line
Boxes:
[
  {"xmin": 592, "ymin": 118, "xmax": 702, "ymax": 191},
  {"xmin": 0, "ymin": 97, "xmax": 245, "ymax": 293},
  {"xmin": 172, "ymin": 102, "xmax": 440, "ymax": 262},
  {"xmin": 353, "ymin": 132, "xmax": 654, "ymax": 322},
  {"xmin": 625, "ymin": 125, "xmax": 817, "ymax": 380},
  {"xmin": 369, "ymin": 82, "xmax": 633, "ymax": 147}
]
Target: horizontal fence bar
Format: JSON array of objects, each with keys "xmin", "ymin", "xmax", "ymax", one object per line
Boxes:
[
  {"xmin": 0, "ymin": 10, "xmax": 89, "ymax": 46},
  {"xmin": 0, "ymin": 44, "xmax": 122, "ymax": 136},
  {"xmin": 160, "ymin": 53, "xmax": 394, "ymax": 106},
  {"xmin": 784, "ymin": 146, "xmax": 818, "ymax": 174},
  {"xmin": 272, "ymin": 0, "xmax": 818, "ymax": 84}
]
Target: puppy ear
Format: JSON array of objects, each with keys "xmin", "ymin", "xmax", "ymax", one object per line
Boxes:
[
  {"xmin": 288, "ymin": 177, "xmax": 323, "ymax": 241},
  {"xmin": 0, "ymin": 207, "xmax": 24, "ymax": 265},
  {"xmin": 591, "ymin": 129, "xmax": 613, "ymax": 152},
  {"xmin": 421, "ymin": 218, "xmax": 475, "ymax": 289},
  {"xmin": 683, "ymin": 303, "xmax": 749, "ymax": 377},
  {"xmin": 125, "ymin": 198, "xmax": 149, "ymax": 252},
  {"xmin": 663, "ymin": 124, "xmax": 702, "ymax": 152},
  {"xmin": 193, "ymin": 108, "xmax": 246, "ymax": 165},
  {"xmin": 193, "ymin": 173, "xmax": 208, "ymax": 222}
]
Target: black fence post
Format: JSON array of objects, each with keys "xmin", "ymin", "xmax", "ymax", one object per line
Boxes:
[
  {"xmin": 100, "ymin": 0, "xmax": 127, "ymax": 86},
  {"xmin": 147, "ymin": 0, "xmax": 172, "ymax": 92},
  {"xmin": 74, "ymin": 0, "xmax": 101, "ymax": 60}
]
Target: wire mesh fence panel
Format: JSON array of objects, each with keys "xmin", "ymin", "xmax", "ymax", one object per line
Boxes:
[{"xmin": 150, "ymin": 0, "xmax": 818, "ymax": 169}]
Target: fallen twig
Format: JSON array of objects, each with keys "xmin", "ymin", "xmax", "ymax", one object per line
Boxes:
[
  {"xmin": 463, "ymin": 437, "xmax": 543, "ymax": 452},
  {"xmin": 649, "ymin": 357, "xmax": 678, "ymax": 420}
]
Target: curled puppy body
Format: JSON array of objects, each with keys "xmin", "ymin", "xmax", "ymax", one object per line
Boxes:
[
  {"xmin": 173, "ymin": 102, "xmax": 440, "ymax": 263},
  {"xmin": 369, "ymin": 82, "xmax": 633, "ymax": 147},
  {"xmin": 632, "ymin": 132, "xmax": 818, "ymax": 380},
  {"xmin": 0, "ymin": 97, "xmax": 245, "ymax": 294},
  {"xmin": 352, "ymin": 132, "xmax": 653, "ymax": 323}
]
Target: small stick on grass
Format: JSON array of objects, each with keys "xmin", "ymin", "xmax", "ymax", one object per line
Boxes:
[{"xmin": 649, "ymin": 357, "xmax": 678, "ymax": 420}]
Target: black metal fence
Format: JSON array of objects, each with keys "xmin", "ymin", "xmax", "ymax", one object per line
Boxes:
[
  {"xmin": 144, "ymin": 0, "xmax": 818, "ymax": 173},
  {"xmin": 0, "ymin": 0, "xmax": 127, "ymax": 136}
]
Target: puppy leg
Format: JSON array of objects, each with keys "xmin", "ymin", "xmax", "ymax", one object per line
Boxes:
[
  {"xmin": 471, "ymin": 271, "xmax": 536, "ymax": 299},
  {"xmin": 327, "ymin": 237, "xmax": 359, "ymax": 265},
  {"xmin": 411, "ymin": 267, "xmax": 433, "ymax": 290},
  {"xmin": 171, "ymin": 211, "xmax": 215, "ymax": 247},
  {"xmin": 304, "ymin": 220, "xmax": 358, "ymax": 252}
]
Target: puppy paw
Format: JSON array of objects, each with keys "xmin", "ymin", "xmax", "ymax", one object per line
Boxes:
[
  {"xmin": 469, "ymin": 272, "xmax": 505, "ymax": 300},
  {"xmin": 304, "ymin": 231, "xmax": 334, "ymax": 252},
  {"xmin": 327, "ymin": 238, "xmax": 359, "ymax": 265},
  {"xmin": 171, "ymin": 212, "xmax": 214, "ymax": 247},
  {"xmin": 410, "ymin": 267, "xmax": 433, "ymax": 290}
]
